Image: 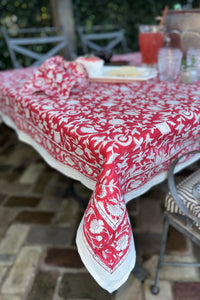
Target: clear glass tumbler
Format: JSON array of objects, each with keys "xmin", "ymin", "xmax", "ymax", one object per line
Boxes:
[
  {"xmin": 158, "ymin": 48, "xmax": 183, "ymax": 81},
  {"xmin": 186, "ymin": 48, "xmax": 200, "ymax": 80}
]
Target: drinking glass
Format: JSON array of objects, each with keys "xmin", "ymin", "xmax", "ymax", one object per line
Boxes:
[
  {"xmin": 139, "ymin": 25, "xmax": 165, "ymax": 67},
  {"xmin": 158, "ymin": 48, "xmax": 183, "ymax": 81},
  {"xmin": 186, "ymin": 48, "xmax": 200, "ymax": 79}
]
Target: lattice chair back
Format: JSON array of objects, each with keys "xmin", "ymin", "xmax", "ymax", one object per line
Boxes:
[
  {"xmin": 151, "ymin": 150, "xmax": 200, "ymax": 295},
  {"xmin": 77, "ymin": 25, "xmax": 129, "ymax": 55},
  {"xmin": 1, "ymin": 26, "xmax": 76, "ymax": 69}
]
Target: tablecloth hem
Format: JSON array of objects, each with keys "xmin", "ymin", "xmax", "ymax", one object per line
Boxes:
[
  {"xmin": 76, "ymin": 217, "xmax": 136, "ymax": 293},
  {"xmin": 0, "ymin": 113, "xmax": 96, "ymax": 191},
  {"xmin": 124, "ymin": 154, "xmax": 200, "ymax": 204}
]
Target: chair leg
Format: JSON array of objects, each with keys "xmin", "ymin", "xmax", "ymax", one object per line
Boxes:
[{"xmin": 151, "ymin": 215, "xmax": 170, "ymax": 295}]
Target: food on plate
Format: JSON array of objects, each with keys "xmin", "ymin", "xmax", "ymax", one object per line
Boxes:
[
  {"xmin": 105, "ymin": 66, "xmax": 144, "ymax": 77},
  {"xmin": 76, "ymin": 55, "xmax": 104, "ymax": 76}
]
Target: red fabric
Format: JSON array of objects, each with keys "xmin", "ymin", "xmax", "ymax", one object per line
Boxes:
[
  {"xmin": 21, "ymin": 56, "xmax": 89, "ymax": 98},
  {"xmin": 1, "ymin": 55, "xmax": 200, "ymax": 291}
]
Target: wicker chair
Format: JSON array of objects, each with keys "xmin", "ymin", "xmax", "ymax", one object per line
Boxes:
[
  {"xmin": 151, "ymin": 150, "xmax": 200, "ymax": 295},
  {"xmin": 1, "ymin": 26, "xmax": 76, "ymax": 69}
]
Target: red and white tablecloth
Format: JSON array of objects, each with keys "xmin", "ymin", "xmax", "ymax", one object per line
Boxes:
[{"xmin": 1, "ymin": 54, "xmax": 200, "ymax": 292}]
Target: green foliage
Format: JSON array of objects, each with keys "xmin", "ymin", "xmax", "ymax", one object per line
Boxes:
[
  {"xmin": 0, "ymin": 0, "xmax": 192, "ymax": 70},
  {"xmin": 0, "ymin": 0, "xmax": 52, "ymax": 70}
]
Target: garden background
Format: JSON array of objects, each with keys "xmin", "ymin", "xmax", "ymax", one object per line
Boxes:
[{"xmin": 0, "ymin": 0, "xmax": 199, "ymax": 70}]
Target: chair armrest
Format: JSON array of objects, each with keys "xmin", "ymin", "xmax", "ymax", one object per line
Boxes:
[{"xmin": 168, "ymin": 150, "xmax": 200, "ymax": 226}]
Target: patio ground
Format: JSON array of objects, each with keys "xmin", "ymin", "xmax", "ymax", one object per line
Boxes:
[{"xmin": 0, "ymin": 123, "xmax": 200, "ymax": 300}]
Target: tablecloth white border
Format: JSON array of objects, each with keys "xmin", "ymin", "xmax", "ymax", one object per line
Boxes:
[
  {"xmin": 1, "ymin": 111, "xmax": 199, "ymax": 205},
  {"xmin": 76, "ymin": 217, "xmax": 136, "ymax": 292}
]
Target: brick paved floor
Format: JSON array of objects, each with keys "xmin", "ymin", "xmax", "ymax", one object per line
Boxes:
[{"xmin": 0, "ymin": 123, "xmax": 200, "ymax": 300}]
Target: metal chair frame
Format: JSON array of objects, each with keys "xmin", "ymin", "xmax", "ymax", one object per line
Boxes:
[
  {"xmin": 77, "ymin": 25, "xmax": 129, "ymax": 54},
  {"xmin": 1, "ymin": 26, "xmax": 76, "ymax": 69},
  {"xmin": 151, "ymin": 150, "xmax": 200, "ymax": 295}
]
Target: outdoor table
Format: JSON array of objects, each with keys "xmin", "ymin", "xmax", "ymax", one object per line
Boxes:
[{"xmin": 0, "ymin": 53, "xmax": 200, "ymax": 292}]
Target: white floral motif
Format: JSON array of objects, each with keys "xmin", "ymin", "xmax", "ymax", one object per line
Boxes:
[
  {"xmin": 106, "ymin": 203, "xmax": 123, "ymax": 217},
  {"xmin": 1, "ymin": 55, "xmax": 200, "ymax": 290},
  {"xmin": 116, "ymin": 235, "xmax": 129, "ymax": 251},
  {"xmin": 90, "ymin": 219, "xmax": 104, "ymax": 234}
]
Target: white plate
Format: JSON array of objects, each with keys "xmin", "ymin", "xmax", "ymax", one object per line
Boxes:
[{"xmin": 89, "ymin": 66, "xmax": 157, "ymax": 83}]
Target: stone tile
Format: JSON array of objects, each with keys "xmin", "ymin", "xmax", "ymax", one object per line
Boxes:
[
  {"xmin": 19, "ymin": 163, "xmax": 45, "ymax": 184},
  {"xmin": 0, "ymin": 296, "xmax": 22, "ymax": 300},
  {"xmin": 0, "ymin": 266, "xmax": 8, "ymax": 284},
  {"xmin": 144, "ymin": 279, "xmax": 173, "ymax": 300},
  {"xmin": 1, "ymin": 246, "xmax": 42, "ymax": 294},
  {"xmin": 33, "ymin": 173, "xmax": 52, "ymax": 194},
  {"xmin": 0, "ymin": 182, "xmax": 31, "ymax": 196},
  {"xmin": 0, "ymin": 224, "xmax": 29, "ymax": 256},
  {"xmin": 138, "ymin": 199, "xmax": 163, "ymax": 234},
  {"xmin": 0, "ymin": 208, "xmax": 18, "ymax": 239},
  {"xmin": 27, "ymin": 270, "xmax": 59, "ymax": 300},
  {"xmin": 26, "ymin": 225, "xmax": 72, "ymax": 245},
  {"xmin": 58, "ymin": 273, "xmax": 112, "ymax": 300},
  {"xmin": 44, "ymin": 247, "xmax": 84, "ymax": 268},
  {"xmin": 6, "ymin": 144, "xmax": 30, "ymax": 167},
  {"xmin": 115, "ymin": 274, "xmax": 143, "ymax": 300},
  {"xmin": 144, "ymin": 254, "xmax": 199, "ymax": 281},
  {"xmin": 134, "ymin": 232, "xmax": 162, "ymax": 256},
  {"xmin": 173, "ymin": 282, "xmax": 200, "ymax": 300},
  {"xmin": 15, "ymin": 211, "xmax": 54, "ymax": 224},
  {"xmin": 73, "ymin": 181, "xmax": 92, "ymax": 200},
  {"xmin": 0, "ymin": 255, "xmax": 15, "ymax": 266},
  {"xmin": 0, "ymin": 194, "xmax": 6, "ymax": 204},
  {"xmin": 38, "ymin": 195, "xmax": 64, "ymax": 211},
  {"xmin": 166, "ymin": 226, "xmax": 188, "ymax": 252},
  {"xmin": 4, "ymin": 196, "xmax": 40, "ymax": 207},
  {"xmin": 53, "ymin": 199, "xmax": 81, "ymax": 227},
  {"xmin": 127, "ymin": 198, "xmax": 140, "ymax": 215},
  {"xmin": 0, "ymin": 165, "xmax": 13, "ymax": 174},
  {"xmin": 129, "ymin": 215, "xmax": 139, "ymax": 231}
]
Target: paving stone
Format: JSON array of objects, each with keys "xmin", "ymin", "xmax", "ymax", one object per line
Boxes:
[
  {"xmin": 0, "ymin": 255, "xmax": 15, "ymax": 266},
  {"xmin": 33, "ymin": 172, "xmax": 53, "ymax": 194},
  {"xmin": 127, "ymin": 198, "xmax": 140, "ymax": 215},
  {"xmin": 0, "ymin": 194, "xmax": 6, "ymax": 204},
  {"xmin": 15, "ymin": 211, "xmax": 54, "ymax": 224},
  {"xmin": 26, "ymin": 225, "xmax": 73, "ymax": 245},
  {"xmin": 144, "ymin": 254, "xmax": 199, "ymax": 281},
  {"xmin": 143, "ymin": 279, "xmax": 173, "ymax": 300},
  {"xmin": 138, "ymin": 199, "xmax": 163, "ymax": 234},
  {"xmin": 0, "ymin": 266, "xmax": 8, "ymax": 284},
  {"xmin": 1, "ymin": 246, "xmax": 42, "ymax": 294},
  {"xmin": 38, "ymin": 195, "xmax": 64, "ymax": 211},
  {"xmin": 4, "ymin": 196, "xmax": 40, "ymax": 207},
  {"xmin": 44, "ymin": 247, "xmax": 84, "ymax": 268},
  {"xmin": 0, "ymin": 182, "xmax": 31, "ymax": 196},
  {"xmin": 0, "ymin": 224, "xmax": 29, "ymax": 256},
  {"xmin": 166, "ymin": 226, "xmax": 188, "ymax": 252},
  {"xmin": 58, "ymin": 273, "xmax": 112, "ymax": 300},
  {"xmin": 0, "ymin": 208, "xmax": 19, "ymax": 239},
  {"xmin": 19, "ymin": 163, "xmax": 45, "ymax": 184},
  {"xmin": 0, "ymin": 165, "xmax": 13, "ymax": 174},
  {"xmin": 134, "ymin": 232, "xmax": 162, "ymax": 256},
  {"xmin": 73, "ymin": 181, "xmax": 92, "ymax": 200},
  {"xmin": 0, "ymin": 296, "xmax": 22, "ymax": 300},
  {"xmin": 53, "ymin": 198, "xmax": 81, "ymax": 227},
  {"xmin": 6, "ymin": 144, "xmax": 30, "ymax": 167},
  {"xmin": 173, "ymin": 282, "xmax": 200, "ymax": 300},
  {"xmin": 129, "ymin": 215, "xmax": 139, "ymax": 231},
  {"xmin": 115, "ymin": 274, "xmax": 143, "ymax": 300},
  {"xmin": 27, "ymin": 270, "xmax": 59, "ymax": 300}
]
